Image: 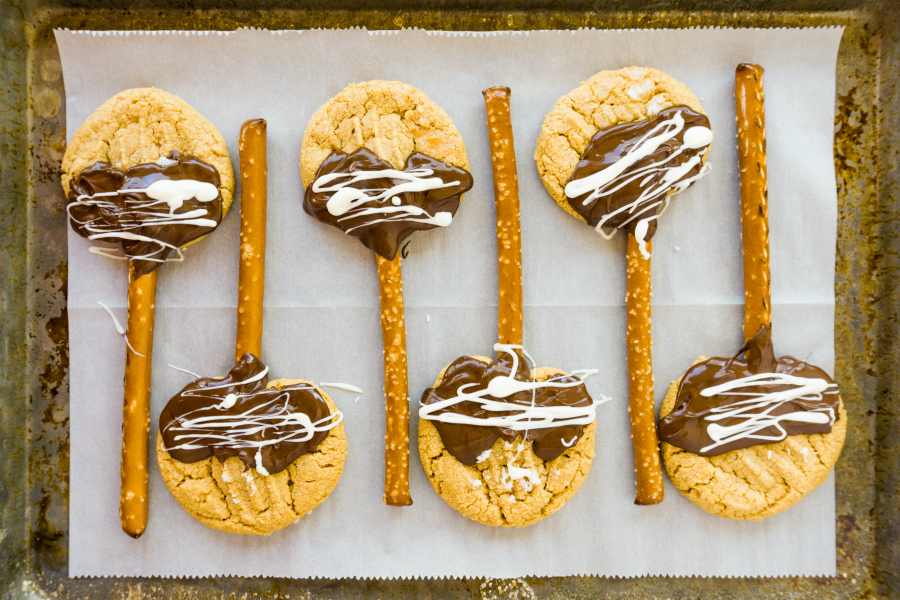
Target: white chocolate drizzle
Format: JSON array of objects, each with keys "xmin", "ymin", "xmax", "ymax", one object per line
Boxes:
[
  {"xmin": 167, "ymin": 364, "xmax": 202, "ymax": 379},
  {"xmin": 69, "ymin": 178, "xmax": 219, "ymax": 265},
  {"xmin": 419, "ymin": 343, "xmax": 609, "ymax": 430},
  {"xmin": 563, "ymin": 109, "xmax": 713, "ymax": 259},
  {"xmin": 319, "ymin": 382, "xmax": 364, "ymax": 394},
  {"xmin": 97, "ymin": 300, "xmax": 144, "ymax": 358},
  {"xmin": 698, "ymin": 372, "xmax": 838, "ymax": 454},
  {"xmin": 161, "ymin": 370, "xmax": 343, "ymax": 474},
  {"xmin": 312, "ymin": 166, "xmax": 457, "ymax": 231}
]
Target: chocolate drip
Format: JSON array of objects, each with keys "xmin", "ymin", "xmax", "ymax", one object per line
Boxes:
[
  {"xmin": 658, "ymin": 325, "xmax": 840, "ymax": 457},
  {"xmin": 159, "ymin": 354, "xmax": 335, "ymax": 475},
  {"xmin": 67, "ymin": 151, "xmax": 223, "ymax": 277},
  {"xmin": 303, "ymin": 148, "xmax": 473, "ymax": 260},
  {"xmin": 565, "ymin": 105, "xmax": 711, "ymax": 239},
  {"xmin": 421, "ymin": 353, "xmax": 593, "ymax": 465}
]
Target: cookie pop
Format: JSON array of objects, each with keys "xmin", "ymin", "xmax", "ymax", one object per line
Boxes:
[
  {"xmin": 657, "ymin": 65, "xmax": 846, "ymax": 519},
  {"xmin": 535, "ymin": 67, "xmax": 714, "ymax": 505},
  {"xmin": 61, "ymin": 88, "xmax": 235, "ymax": 537},
  {"xmin": 417, "ymin": 87, "xmax": 609, "ymax": 528},
  {"xmin": 301, "ymin": 81, "xmax": 474, "ymax": 506},
  {"xmin": 158, "ymin": 119, "xmax": 348, "ymax": 535}
]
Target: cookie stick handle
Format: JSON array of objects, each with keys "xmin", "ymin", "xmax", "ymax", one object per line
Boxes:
[
  {"xmin": 626, "ymin": 235, "xmax": 664, "ymax": 505},
  {"xmin": 120, "ymin": 265, "xmax": 157, "ymax": 538},
  {"xmin": 483, "ymin": 86, "xmax": 524, "ymax": 347},
  {"xmin": 235, "ymin": 118, "xmax": 268, "ymax": 361},
  {"xmin": 735, "ymin": 64, "xmax": 771, "ymax": 342},
  {"xmin": 377, "ymin": 254, "xmax": 412, "ymax": 506}
]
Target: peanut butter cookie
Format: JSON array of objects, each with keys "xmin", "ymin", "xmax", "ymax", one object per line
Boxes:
[
  {"xmin": 659, "ymin": 361, "xmax": 847, "ymax": 521},
  {"xmin": 62, "ymin": 87, "xmax": 234, "ymax": 223},
  {"xmin": 534, "ymin": 66, "xmax": 705, "ymax": 221},
  {"xmin": 419, "ymin": 358, "xmax": 596, "ymax": 528},
  {"xmin": 157, "ymin": 379, "xmax": 348, "ymax": 535}
]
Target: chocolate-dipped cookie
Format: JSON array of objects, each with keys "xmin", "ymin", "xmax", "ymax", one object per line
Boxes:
[
  {"xmin": 659, "ymin": 326, "xmax": 846, "ymax": 520},
  {"xmin": 157, "ymin": 356, "xmax": 347, "ymax": 535}
]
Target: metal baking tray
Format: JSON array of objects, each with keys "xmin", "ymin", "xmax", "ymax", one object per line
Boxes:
[{"xmin": 1, "ymin": 0, "xmax": 896, "ymax": 597}]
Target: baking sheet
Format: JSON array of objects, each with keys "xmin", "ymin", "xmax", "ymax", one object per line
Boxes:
[{"xmin": 57, "ymin": 26, "xmax": 843, "ymax": 578}]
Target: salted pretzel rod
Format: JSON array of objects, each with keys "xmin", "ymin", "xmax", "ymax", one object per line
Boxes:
[
  {"xmin": 626, "ymin": 236, "xmax": 664, "ymax": 505},
  {"xmin": 483, "ymin": 86, "xmax": 524, "ymax": 347},
  {"xmin": 378, "ymin": 254, "xmax": 412, "ymax": 506},
  {"xmin": 120, "ymin": 266, "xmax": 157, "ymax": 538},
  {"xmin": 235, "ymin": 119, "xmax": 268, "ymax": 360},
  {"xmin": 736, "ymin": 64, "xmax": 771, "ymax": 342}
]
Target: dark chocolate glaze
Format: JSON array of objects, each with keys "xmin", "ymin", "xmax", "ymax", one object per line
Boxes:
[
  {"xmin": 303, "ymin": 148, "xmax": 473, "ymax": 260},
  {"xmin": 67, "ymin": 151, "xmax": 223, "ymax": 277},
  {"xmin": 421, "ymin": 352, "xmax": 593, "ymax": 465},
  {"xmin": 159, "ymin": 353, "xmax": 334, "ymax": 475},
  {"xmin": 658, "ymin": 325, "xmax": 840, "ymax": 457},
  {"xmin": 565, "ymin": 105, "xmax": 710, "ymax": 240}
]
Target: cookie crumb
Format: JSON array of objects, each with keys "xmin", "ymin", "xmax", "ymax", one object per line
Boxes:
[
  {"xmin": 626, "ymin": 79, "xmax": 655, "ymax": 101},
  {"xmin": 646, "ymin": 94, "xmax": 667, "ymax": 116}
]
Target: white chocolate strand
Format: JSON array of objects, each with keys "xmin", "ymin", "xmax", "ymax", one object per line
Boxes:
[
  {"xmin": 564, "ymin": 109, "xmax": 712, "ymax": 253},
  {"xmin": 419, "ymin": 344, "xmax": 609, "ymax": 430},
  {"xmin": 698, "ymin": 372, "xmax": 839, "ymax": 454},
  {"xmin": 311, "ymin": 166, "xmax": 458, "ymax": 230},
  {"xmin": 319, "ymin": 382, "xmax": 364, "ymax": 394},
  {"xmin": 69, "ymin": 178, "xmax": 219, "ymax": 265},
  {"xmin": 97, "ymin": 300, "xmax": 145, "ymax": 358},
  {"xmin": 167, "ymin": 364, "xmax": 202, "ymax": 379}
]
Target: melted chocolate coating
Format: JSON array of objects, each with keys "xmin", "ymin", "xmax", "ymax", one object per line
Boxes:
[
  {"xmin": 658, "ymin": 325, "xmax": 840, "ymax": 456},
  {"xmin": 421, "ymin": 353, "xmax": 593, "ymax": 465},
  {"xmin": 303, "ymin": 148, "xmax": 473, "ymax": 260},
  {"xmin": 159, "ymin": 354, "xmax": 334, "ymax": 475},
  {"xmin": 67, "ymin": 151, "xmax": 223, "ymax": 277},
  {"xmin": 565, "ymin": 105, "xmax": 710, "ymax": 239}
]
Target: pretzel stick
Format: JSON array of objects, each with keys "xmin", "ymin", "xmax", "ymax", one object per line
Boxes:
[
  {"xmin": 235, "ymin": 118, "xmax": 268, "ymax": 360},
  {"xmin": 626, "ymin": 236, "xmax": 663, "ymax": 505},
  {"xmin": 120, "ymin": 266, "xmax": 157, "ymax": 538},
  {"xmin": 736, "ymin": 64, "xmax": 771, "ymax": 342},
  {"xmin": 377, "ymin": 254, "xmax": 412, "ymax": 506},
  {"xmin": 483, "ymin": 86, "xmax": 524, "ymax": 347}
]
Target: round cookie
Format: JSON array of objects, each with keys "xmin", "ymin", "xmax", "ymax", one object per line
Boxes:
[
  {"xmin": 157, "ymin": 378, "xmax": 348, "ymax": 535},
  {"xmin": 62, "ymin": 87, "xmax": 235, "ymax": 237},
  {"xmin": 300, "ymin": 80, "xmax": 468, "ymax": 187},
  {"xmin": 534, "ymin": 66, "xmax": 705, "ymax": 222},
  {"xmin": 659, "ymin": 359, "xmax": 847, "ymax": 520},
  {"xmin": 419, "ymin": 357, "xmax": 596, "ymax": 528}
]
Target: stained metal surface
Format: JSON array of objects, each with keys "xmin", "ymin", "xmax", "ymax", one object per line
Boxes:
[{"xmin": 0, "ymin": 0, "xmax": 896, "ymax": 598}]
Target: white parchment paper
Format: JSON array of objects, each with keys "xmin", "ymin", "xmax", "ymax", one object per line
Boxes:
[{"xmin": 57, "ymin": 27, "xmax": 844, "ymax": 579}]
